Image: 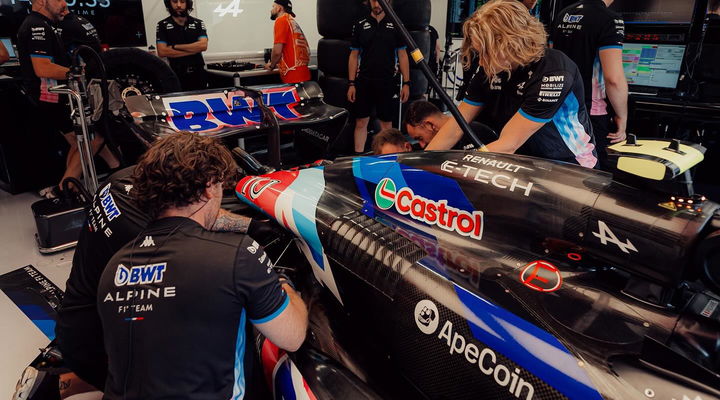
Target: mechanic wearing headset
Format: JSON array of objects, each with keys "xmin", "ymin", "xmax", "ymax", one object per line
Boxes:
[
  {"xmin": 156, "ymin": 0, "xmax": 209, "ymax": 90},
  {"xmin": 17, "ymin": 0, "xmax": 119, "ymax": 198},
  {"xmin": 56, "ymin": 156, "xmax": 273, "ymax": 393},
  {"xmin": 427, "ymin": 0, "xmax": 598, "ymax": 169},
  {"xmin": 97, "ymin": 132, "xmax": 308, "ymax": 399},
  {"xmin": 348, "ymin": 0, "xmax": 410, "ymax": 154},
  {"xmin": 550, "ymin": 0, "xmax": 628, "ymax": 170}
]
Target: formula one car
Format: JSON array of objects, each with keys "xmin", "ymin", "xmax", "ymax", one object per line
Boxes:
[{"xmin": 235, "ymin": 143, "xmax": 720, "ymax": 400}]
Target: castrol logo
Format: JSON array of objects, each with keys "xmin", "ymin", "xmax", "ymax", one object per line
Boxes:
[{"xmin": 374, "ymin": 178, "xmax": 484, "ymax": 240}]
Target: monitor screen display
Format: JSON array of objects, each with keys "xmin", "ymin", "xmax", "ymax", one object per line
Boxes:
[
  {"xmin": 448, "ymin": 0, "xmax": 544, "ymax": 37},
  {"xmin": 0, "ymin": 0, "xmax": 147, "ymax": 47},
  {"xmin": 1, "ymin": 37, "xmax": 16, "ymax": 58},
  {"xmin": 609, "ymin": 0, "xmax": 695, "ymax": 24},
  {"xmin": 622, "ymin": 43, "xmax": 686, "ymax": 88},
  {"xmin": 447, "ymin": 0, "xmax": 489, "ymax": 37}
]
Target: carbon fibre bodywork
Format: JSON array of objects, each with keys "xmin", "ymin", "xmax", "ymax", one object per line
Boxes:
[{"xmin": 237, "ymin": 151, "xmax": 720, "ymax": 400}]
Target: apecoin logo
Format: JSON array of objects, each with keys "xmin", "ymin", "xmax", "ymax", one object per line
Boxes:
[{"xmin": 415, "ymin": 299, "xmax": 440, "ymax": 335}]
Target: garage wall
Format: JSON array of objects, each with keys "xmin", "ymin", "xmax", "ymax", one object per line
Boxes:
[
  {"xmin": 139, "ymin": 1, "xmax": 450, "ymax": 59},
  {"xmin": 430, "ymin": 0, "xmax": 448, "ymax": 47},
  {"xmin": 140, "ymin": 0, "xmax": 321, "ymax": 57}
]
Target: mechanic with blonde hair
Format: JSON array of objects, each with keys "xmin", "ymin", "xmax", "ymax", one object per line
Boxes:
[{"xmin": 427, "ymin": 0, "xmax": 598, "ymax": 168}]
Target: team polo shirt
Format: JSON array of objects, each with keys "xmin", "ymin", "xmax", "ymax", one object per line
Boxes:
[
  {"xmin": 464, "ymin": 49, "xmax": 597, "ymax": 168},
  {"xmin": 16, "ymin": 11, "xmax": 70, "ymax": 102},
  {"xmin": 61, "ymin": 167, "xmax": 150, "ymax": 313},
  {"xmin": 156, "ymin": 16, "xmax": 207, "ymax": 71},
  {"xmin": 98, "ymin": 217, "xmax": 288, "ymax": 399},
  {"xmin": 550, "ymin": 0, "xmax": 625, "ymax": 115},
  {"xmin": 58, "ymin": 13, "xmax": 101, "ymax": 53},
  {"xmin": 351, "ymin": 15, "xmax": 406, "ymax": 80},
  {"xmin": 274, "ymin": 13, "xmax": 311, "ymax": 83}
]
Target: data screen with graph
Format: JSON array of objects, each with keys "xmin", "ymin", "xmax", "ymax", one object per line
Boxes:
[{"xmin": 621, "ymin": 43, "xmax": 686, "ymax": 89}]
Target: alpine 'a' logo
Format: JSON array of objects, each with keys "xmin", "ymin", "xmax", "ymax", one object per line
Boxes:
[
  {"xmin": 375, "ymin": 178, "xmax": 397, "ymax": 210},
  {"xmin": 374, "ymin": 178, "xmax": 484, "ymax": 240}
]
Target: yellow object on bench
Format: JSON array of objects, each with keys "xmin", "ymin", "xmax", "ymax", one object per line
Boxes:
[{"xmin": 607, "ymin": 138, "xmax": 705, "ymax": 181}]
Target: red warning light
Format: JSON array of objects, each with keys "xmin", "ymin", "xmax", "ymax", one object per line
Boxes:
[{"xmin": 567, "ymin": 253, "xmax": 582, "ymax": 261}]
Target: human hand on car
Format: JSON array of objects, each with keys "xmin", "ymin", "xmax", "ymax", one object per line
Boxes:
[{"xmin": 607, "ymin": 116, "xmax": 628, "ymax": 143}]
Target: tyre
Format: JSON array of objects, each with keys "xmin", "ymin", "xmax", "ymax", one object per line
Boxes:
[
  {"xmin": 393, "ymin": 0, "xmax": 431, "ymax": 30},
  {"xmin": 317, "ymin": 0, "xmax": 367, "ymax": 39},
  {"xmin": 99, "ymin": 48, "xmax": 181, "ymax": 95},
  {"xmin": 319, "ymin": 74, "xmax": 351, "ymax": 111},
  {"xmin": 409, "ymin": 29, "xmax": 431, "ymax": 70},
  {"xmin": 318, "ymin": 39, "xmax": 351, "ymax": 78}
]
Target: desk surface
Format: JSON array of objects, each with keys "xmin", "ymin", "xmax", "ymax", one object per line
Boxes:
[
  {"xmin": 206, "ymin": 64, "xmax": 318, "ymax": 78},
  {"xmin": 630, "ymin": 94, "xmax": 720, "ymax": 110}
]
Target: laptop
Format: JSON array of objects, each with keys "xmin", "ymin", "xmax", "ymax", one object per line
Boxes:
[{"xmin": 1, "ymin": 37, "xmax": 19, "ymax": 66}]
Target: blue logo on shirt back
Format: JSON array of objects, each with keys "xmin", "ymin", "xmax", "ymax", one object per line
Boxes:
[{"xmin": 114, "ymin": 263, "xmax": 167, "ymax": 286}]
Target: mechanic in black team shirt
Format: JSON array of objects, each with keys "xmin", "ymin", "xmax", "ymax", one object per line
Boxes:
[
  {"xmin": 57, "ymin": 158, "xmax": 263, "ymax": 392},
  {"xmin": 17, "ymin": 0, "xmax": 119, "ymax": 198},
  {"xmin": 347, "ymin": 0, "xmax": 410, "ymax": 154},
  {"xmin": 97, "ymin": 132, "xmax": 308, "ymax": 399},
  {"xmin": 156, "ymin": 0, "xmax": 208, "ymax": 90},
  {"xmin": 58, "ymin": 11, "xmax": 102, "ymax": 54},
  {"xmin": 550, "ymin": 0, "xmax": 628, "ymax": 170},
  {"xmin": 427, "ymin": 0, "xmax": 598, "ymax": 169}
]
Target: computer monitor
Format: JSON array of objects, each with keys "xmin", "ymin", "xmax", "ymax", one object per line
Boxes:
[
  {"xmin": 1, "ymin": 37, "xmax": 16, "ymax": 59},
  {"xmin": 622, "ymin": 43, "xmax": 686, "ymax": 89},
  {"xmin": 610, "ymin": 0, "xmax": 695, "ymax": 25}
]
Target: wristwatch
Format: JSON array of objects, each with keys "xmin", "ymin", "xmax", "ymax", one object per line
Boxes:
[
  {"xmin": 348, "ymin": 80, "xmax": 356, "ymax": 86},
  {"xmin": 402, "ymin": 81, "xmax": 411, "ymax": 86},
  {"xmin": 171, "ymin": 44, "xmax": 176, "ymax": 50}
]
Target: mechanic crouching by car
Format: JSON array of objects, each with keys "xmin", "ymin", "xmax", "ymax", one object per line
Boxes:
[
  {"xmin": 56, "ymin": 162, "xmax": 258, "ymax": 394},
  {"xmin": 426, "ymin": 0, "xmax": 598, "ymax": 169},
  {"xmin": 156, "ymin": 0, "xmax": 209, "ymax": 90},
  {"xmin": 96, "ymin": 132, "xmax": 308, "ymax": 399}
]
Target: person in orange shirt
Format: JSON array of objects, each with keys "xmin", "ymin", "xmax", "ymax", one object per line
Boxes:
[{"xmin": 265, "ymin": 0, "xmax": 311, "ymax": 83}]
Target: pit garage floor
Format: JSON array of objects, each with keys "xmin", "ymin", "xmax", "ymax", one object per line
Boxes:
[{"xmin": 0, "ymin": 189, "xmax": 74, "ymax": 399}]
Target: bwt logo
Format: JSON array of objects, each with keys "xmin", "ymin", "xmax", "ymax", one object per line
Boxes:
[
  {"xmin": 99, "ymin": 183, "xmax": 121, "ymax": 221},
  {"xmin": 163, "ymin": 87, "xmax": 302, "ymax": 132},
  {"xmin": 562, "ymin": 14, "xmax": 583, "ymax": 23},
  {"xmin": 115, "ymin": 263, "xmax": 167, "ymax": 286}
]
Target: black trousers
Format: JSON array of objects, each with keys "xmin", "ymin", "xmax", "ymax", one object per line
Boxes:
[
  {"xmin": 174, "ymin": 66, "xmax": 208, "ymax": 91},
  {"xmin": 590, "ymin": 114, "xmax": 613, "ymax": 171}
]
